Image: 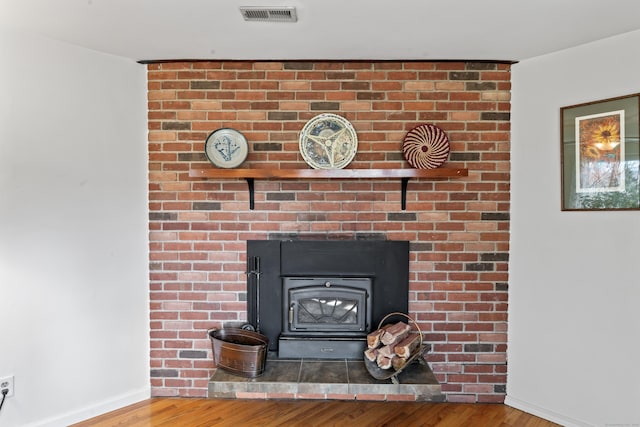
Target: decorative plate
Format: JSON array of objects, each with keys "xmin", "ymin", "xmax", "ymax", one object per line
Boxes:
[
  {"xmin": 299, "ymin": 113, "xmax": 358, "ymax": 169},
  {"xmin": 402, "ymin": 124, "xmax": 450, "ymax": 169},
  {"xmin": 205, "ymin": 128, "xmax": 249, "ymax": 169}
]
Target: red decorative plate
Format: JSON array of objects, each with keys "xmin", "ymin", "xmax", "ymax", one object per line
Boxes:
[{"xmin": 402, "ymin": 124, "xmax": 450, "ymax": 169}]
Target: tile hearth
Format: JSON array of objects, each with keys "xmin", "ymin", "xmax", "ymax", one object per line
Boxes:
[{"xmin": 208, "ymin": 355, "xmax": 443, "ymax": 402}]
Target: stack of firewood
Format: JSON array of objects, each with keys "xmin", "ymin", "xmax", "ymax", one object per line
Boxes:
[{"xmin": 364, "ymin": 321, "xmax": 421, "ymax": 370}]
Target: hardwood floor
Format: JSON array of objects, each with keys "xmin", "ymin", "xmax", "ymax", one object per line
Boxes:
[{"xmin": 71, "ymin": 398, "xmax": 560, "ymax": 426}]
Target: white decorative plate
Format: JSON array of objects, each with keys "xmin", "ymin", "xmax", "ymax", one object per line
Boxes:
[
  {"xmin": 299, "ymin": 113, "xmax": 358, "ymax": 169},
  {"xmin": 402, "ymin": 124, "xmax": 450, "ymax": 169},
  {"xmin": 205, "ymin": 128, "xmax": 249, "ymax": 169}
]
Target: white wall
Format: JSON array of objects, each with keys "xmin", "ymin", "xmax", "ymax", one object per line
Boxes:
[
  {"xmin": 508, "ymin": 31, "xmax": 640, "ymax": 426},
  {"xmin": 0, "ymin": 28, "xmax": 149, "ymax": 426}
]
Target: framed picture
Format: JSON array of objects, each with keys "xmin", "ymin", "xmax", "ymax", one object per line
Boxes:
[{"xmin": 561, "ymin": 93, "xmax": 640, "ymax": 210}]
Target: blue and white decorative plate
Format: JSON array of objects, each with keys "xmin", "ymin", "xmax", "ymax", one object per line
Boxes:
[{"xmin": 205, "ymin": 128, "xmax": 249, "ymax": 169}]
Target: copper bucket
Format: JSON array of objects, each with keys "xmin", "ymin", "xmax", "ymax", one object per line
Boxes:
[{"xmin": 207, "ymin": 327, "xmax": 269, "ymax": 378}]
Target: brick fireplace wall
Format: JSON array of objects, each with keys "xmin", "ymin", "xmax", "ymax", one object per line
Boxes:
[{"xmin": 147, "ymin": 61, "xmax": 510, "ymax": 402}]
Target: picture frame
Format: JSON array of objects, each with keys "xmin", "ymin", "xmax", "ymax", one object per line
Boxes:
[{"xmin": 561, "ymin": 93, "xmax": 640, "ymax": 211}]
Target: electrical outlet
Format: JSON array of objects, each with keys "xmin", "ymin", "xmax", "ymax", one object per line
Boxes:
[{"xmin": 0, "ymin": 375, "xmax": 14, "ymax": 397}]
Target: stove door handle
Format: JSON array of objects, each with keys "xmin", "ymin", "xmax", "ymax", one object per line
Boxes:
[{"xmin": 288, "ymin": 303, "xmax": 295, "ymax": 326}]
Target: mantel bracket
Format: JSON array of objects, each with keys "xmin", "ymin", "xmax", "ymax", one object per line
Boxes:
[
  {"xmin": 401, "ymin": 177, "xmax": 410, "ymax": 210},
  {"xmin": 245, "ymin": 178, "xmax": 255, "ymax": 210}
]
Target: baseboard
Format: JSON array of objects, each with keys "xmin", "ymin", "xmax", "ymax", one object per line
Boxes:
[
  {"xmin": 504, "ymin": 395, "xmax": 593, "ymax": 427},
  {"xmin": 24, "ymin": 386, "xmax": 151, "ymax": 427}
]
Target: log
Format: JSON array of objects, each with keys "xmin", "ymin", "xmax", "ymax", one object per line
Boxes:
[
  {"xmin": 394, "ymin": 332, "xmax": 420, "ymax": 358},
  {"xmin": 380, "ymin": 321, "xmax": 410, "ymax": 346},
  {"xmin": 376, "ymin": 353, "xmax": 392, "ymax": 369},
  {"xmin": 367, "ymin": 328, "xmax": 386, "ymax": 348},
  {"xmin": 377, "ymin": 344, "xmax": 395, "ymax": 358},
  {"xmin": 391, "ymin": 355, "xmax": 408, "ymax": 371},
  {"xmin": 364, "ymin": 347, "xmax": 378, "ymax": 362}
]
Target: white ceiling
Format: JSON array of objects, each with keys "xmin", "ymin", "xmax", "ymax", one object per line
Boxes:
[{"xmin": 2, "ymin": 0, "xmax": 640, "ymax": 63}]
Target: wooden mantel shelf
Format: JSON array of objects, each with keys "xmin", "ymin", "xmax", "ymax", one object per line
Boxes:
[
  {"xmin": 189, "ymin": 167, "xmax": 468, "ymax": 210},
  {"xmin": 189, "ymin": 168, "xmax": 468, "ymax": 180}
]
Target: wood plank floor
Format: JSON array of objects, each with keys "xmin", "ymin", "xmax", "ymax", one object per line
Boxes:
[{"xmin": 71, "ymin": 398, "xmax": 560, "ymax": 426}]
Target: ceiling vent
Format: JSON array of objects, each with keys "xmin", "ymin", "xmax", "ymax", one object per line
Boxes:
[{"xmin": 239, "ymin": 6, "xmax": 298, "ymax": 22}]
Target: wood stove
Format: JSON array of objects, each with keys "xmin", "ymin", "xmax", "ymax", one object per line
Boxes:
[{"xmin": 246, "ymin": 240, "xmax": 409, "ymax": 359}]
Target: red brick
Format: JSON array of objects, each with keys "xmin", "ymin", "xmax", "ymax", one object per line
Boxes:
[{"xmin": 355, "ymin": 394, "xmax": 387, "ymax": 401}]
